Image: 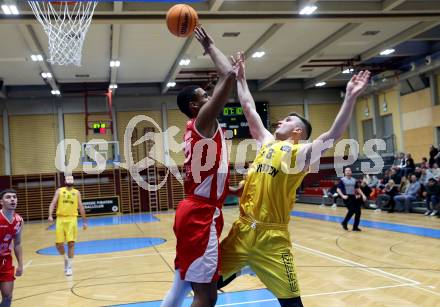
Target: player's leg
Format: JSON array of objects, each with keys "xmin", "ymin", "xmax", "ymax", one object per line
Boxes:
[
  {"xmin": 65, "ymin": 217, "xmax": 78, "ymax": 276},
  {"xmin": 0, "ymin": 281, "xmax": 14, "ymax": 307},
  {"xmin": 341, "ymin": 197, "xmax": 355, "ymax": 230},
  {"xmin": 190, "ymin": 281, "xmax": 217, "ymax": 307},
  {"xmin": 249, "ymin": 229, "xmax": 303, "ymax": 306},
  {"xmin": 161, "ymin": 270, "xmax": 192, "ymax": 307},
  {"xmin": 217, "ymin": 220, "xmax": 251, "ymax": 290},
  {"xmin": 55, "ymin": 218, "xmax": 68, "ymax": 273},
  {"xmin": 352, "ymin": 199, "xmax": 362, "ymax": 231},
  {"xmin": 278, "ymin": 297, "xmax": 304, "ymax": 307}
]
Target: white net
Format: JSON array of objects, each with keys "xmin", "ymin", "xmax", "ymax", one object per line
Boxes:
[{"xmin": 28, "ymin": 1, "xmax": 98, "ymax": 66}]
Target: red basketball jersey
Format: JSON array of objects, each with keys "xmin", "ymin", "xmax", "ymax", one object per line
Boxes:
[
  {"xmin": 0, "ymin": 211, "xmax": 23, "ymax": 257},
  {"xmin": 183, "ymin": 119, "xmax": 229, "ymax": 207}
]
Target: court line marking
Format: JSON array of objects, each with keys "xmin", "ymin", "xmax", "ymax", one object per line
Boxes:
[
  {"xmin": 23, "ymin": 260, "xmax": 32, "ymax": 269},
  {"xmin": 215, "ymin": 283, "xmax": 416, "ymax": 306},
  {"xmin": 28, "ymin": 251, "xmax": 176, "ymax": 267},
  {"xmin": 295, "ymin": 243, "xmax": 420, "ymax": 285}
]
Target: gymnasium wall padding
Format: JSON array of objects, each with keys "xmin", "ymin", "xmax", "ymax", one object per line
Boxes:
[
  {"xmin": 10, "ymin": 114, "xmax": 57, "ymax": 175},
  {"xmin": 309, "ymin": 103, "xmax": 350, "ymax": 157}
]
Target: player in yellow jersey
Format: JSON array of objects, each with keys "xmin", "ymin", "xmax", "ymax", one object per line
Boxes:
[
  {"xmin": 217, "ymin": 53, "xmax": 370, "ymax": 306},
  {"xmin": 48, "ymin": 175, "xmax": 87, "ymax": 276}
]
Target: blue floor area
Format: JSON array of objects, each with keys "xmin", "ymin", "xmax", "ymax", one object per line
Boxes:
[
  {"xmin": 37, "ymin": 237, "xmax": 166, "ymax": 255},
  {"xmin": 108, "ymin": 289, "xmax": 277, "ymax": 307},
  {"xmin": 47, "ymin": 213, "xmax": 159, "ymax": 230},
  {"xmin": 291, "ymin": 210, "xmax": 440, "ymax": 239}
]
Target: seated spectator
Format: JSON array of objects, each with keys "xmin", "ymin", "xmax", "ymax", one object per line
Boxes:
[
  {"xmin": 323, "ymin": 183, "xmax": 340, "ymax": 208},
  {"xmin": 364, "ymin": 174, "xmax": 379, "ymax": 189},
  {"xmin": 414, "ymin": 167, "xmax": 422, "ymax": 180},
  {"xmin": 420, "ymin": 167, "xmax": 434, "ymax": 187},
  {"xmin": 399, "ymin": 176, "xmax": 408, "ymax": 193},
  {"xmin": 400, "ymin": 153, "xmax": 415, "ymax": 177},
  {"xmin": 393, "ymin": 152, "xmax": 405, "ymax": 168},
  {"xmin": 390, "ymin": 168, "xmax": 402, "ymax": 185},
  {"xmin": 429, "ymin": 145, "xmax": 438, "ymax": 168},
  {"xmin": 424, "ymin": 178, "xmax": 440, "ymax": 216},
  {"xmin": 378, "ymin": 169, "xmax": 391, "ymax": 189},
  {"xmin": 375, "ymin": 179, "xmax": 398, "ymax": 213},
  {"xmin": 420, "ymin": 157, "xmax": 429, "ymax": 169},
  {"xmin": 394, "ymin": 174, "xmax": 421, "ymax": 213},
  {"xmin": 359, "ymin": 179, "xmax": 372, "ymax": 208},
  {"xmin": 431, "ymin": 163, "xmax": 440, "ymax": 180}
]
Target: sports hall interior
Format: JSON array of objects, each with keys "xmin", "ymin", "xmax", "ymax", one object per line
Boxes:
[{"xmin": 0, "ymin": 0, "xmax": 440, "ymax": 306}]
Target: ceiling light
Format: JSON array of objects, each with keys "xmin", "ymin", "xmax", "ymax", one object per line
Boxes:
[
  {"xmin": 41, "ymin": 72, "xmax": 52, "ymax": 79},
  {"xmin": 167, "ymin": 82, "xmax": 176, "ymax": 88},
  {"xmin": 110, "ymin": 60, "xmax": 120, "ymax": 67},
  {"xmin": 179, "ymin": 59, "xmax": 190, "ymax": 66},
  {"xmin": 1, "ymin": 5, "xmax": 11, "ymax": 15},
  {"xmin": 9, "ymin": 5, "xmax": 18, "ymax": 15},
  {"xmin": 51, "ymin": 90, "xmax": 60, "ymax": 95},
  {"xmin": 315, "ymin": 82, "xmax": 326, "ymax": 87},
  {"xmin": 109, "ymin": 84, "xmax": 118, "ymax": 89},
  {"xmin": 252, "ymin": 51, "xmax": 265, "ymax": 58},
  {"xmin": 342, "ymin": 68, "xmax": 354, "ymax": 74},
  {"xmin": 299, "ymin": 5, "xmax": 317, "ymax": 15},
  {"xmin": 31, "ymin": 54, "xmax": 43, "ymax": 62},
  {"xmin": 380, "ymin": 49, "xmax": 395, "ymax": 56}
]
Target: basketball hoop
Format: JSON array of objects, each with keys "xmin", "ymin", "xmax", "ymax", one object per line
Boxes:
[{"xmin": 28, "ymin": 0, "xmax": 98, "ymax": 66}]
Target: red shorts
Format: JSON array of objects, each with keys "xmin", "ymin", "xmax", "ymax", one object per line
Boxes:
[
  {"xmin": 0, "ymin": 256, "xmax": 15, "ymax": 282},
  {"xmin": 174, "ymin": 198, "xmax": 223, "ymax": 283}
]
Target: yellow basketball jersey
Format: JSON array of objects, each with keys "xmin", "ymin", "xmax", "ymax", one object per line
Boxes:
[
  {"xmin": 56, "ymin": 187, "xmax": 79, "ymax": 217},
  {"xmin": 239, "ymin": 141, "xmax": 307, "ymax": 224}
]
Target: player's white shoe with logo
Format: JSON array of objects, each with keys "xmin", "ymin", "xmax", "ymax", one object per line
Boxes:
[{"xmin": 65, "ymin": 267, "xmax": 73, "ymax": 276}]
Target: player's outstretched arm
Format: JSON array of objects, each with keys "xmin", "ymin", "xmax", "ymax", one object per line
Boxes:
[
  {"xmin": 194, "ymin": 26, "xmax": 233, "ymax": 79},
  {"xmin": 231, "ymin": 52, "xmax": 273, "ymax": 145},
  {"xmin": 48, "ymin": 188, "xmax": 60, "ymax": 223},
  {"xmin": 77, "ymin": 191, "xmax": 88, "ymax": 230},
  {"xmin": 301, "ymin": 71, "xmax": 371, "ymax": 169},
  {"xmin": 195, "ymin": 61, "xmax": 239, "ymax": 137},
  {"xmin": 14, "ymin": 227, "xmax": 23, "ymax": 276}
]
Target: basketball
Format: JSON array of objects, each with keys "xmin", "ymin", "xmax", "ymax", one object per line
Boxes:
[{"xmin": 166, "ymin": 4, "xmax": 198, "ymax": 37}]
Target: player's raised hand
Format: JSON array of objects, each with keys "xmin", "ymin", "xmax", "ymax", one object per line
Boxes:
[
  {"xmin": 194, "ymin": 26, "xmax": 214, "ymax": 55},
  {"xmin": 16, "ymin": 265, "xmax": 23, "ymax": 277},
  {"xmin": 346, "ymin": 70, "xmax": 371, "ymax": 99},
  {"xmin": 230, "ymin": 52, "xmax": 245, "ymax": 80}
]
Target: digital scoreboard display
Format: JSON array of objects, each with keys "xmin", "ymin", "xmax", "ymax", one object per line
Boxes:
[{"xmin": 218, "ymin": 102, "xmax": 269, "ymax": 138}]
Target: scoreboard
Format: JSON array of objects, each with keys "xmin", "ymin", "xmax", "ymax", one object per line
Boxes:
[{"xmin": 218, "ymin": 102, "xmax": 269, "ymax": 138}]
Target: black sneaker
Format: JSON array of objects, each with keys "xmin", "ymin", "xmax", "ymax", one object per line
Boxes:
[
  {"xmin": 341, "ymin": 222, "xmax": 348, "ymax": 230},
  {"xmin": 352, "ymin": 227, "xmax": 362, "ymax": 232}
]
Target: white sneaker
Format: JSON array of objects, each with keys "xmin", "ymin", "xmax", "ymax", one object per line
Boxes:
[
  {"xmin": 424, "ymin": 211, "xmax": 432, "ymax": 216},
  {"xmin": 333, "ymin": 193, "xmax": 339, "ymax": 198},
  {"xmin": 332, "ymin": 204, "xmax": 337, "ymax": 209},
  {"xmin": 320, "ymin": 204, "xmax": 325, "ymax": 207},
  {"xmin": 430, "ymin": 210, "xmax": 438, "ymax": 216},
  {"xmin": 65, "ymin": 268, "xmax": 72, "ymax": 276},
  {"xmin": 375, "ymin": 209, "xmax": 382, "ymax": 212}
]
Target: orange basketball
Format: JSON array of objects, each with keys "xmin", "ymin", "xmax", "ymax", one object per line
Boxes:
[{"xmin": 166, "ymin": 4, "xmax": 198, "ymax": 37}]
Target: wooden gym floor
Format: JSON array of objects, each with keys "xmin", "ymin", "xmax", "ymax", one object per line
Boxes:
[{"xmin": 16, "ymin": 203, "xmax": 440, "ymax": 306}]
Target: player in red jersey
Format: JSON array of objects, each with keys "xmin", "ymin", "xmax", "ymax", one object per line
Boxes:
[
  {"xmin": 0, "ymin": 189, "xmax": 24, "ymax": 307},
  {"xmin": 161, "ymin": 26, "xmax": 241, "ymax": 307}
]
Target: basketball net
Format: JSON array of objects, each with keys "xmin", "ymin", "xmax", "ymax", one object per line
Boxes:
[{"xmin": 28, "ymin": 1, "xmax": 98, "ymax": 66}]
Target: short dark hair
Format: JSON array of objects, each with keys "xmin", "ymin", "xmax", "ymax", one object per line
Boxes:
[
  {"xmin": 289, "ymin": 112, "xmax": 312, "ymax": 140},
  {"xmin": 177, "ymin": 85, "xmax": 200, "ymax": 119},
  {"xmin": 0, "ymin": 189, "xmax": 17, "ymax": 199}
]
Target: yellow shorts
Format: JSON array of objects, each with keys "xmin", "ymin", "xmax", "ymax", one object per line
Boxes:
[
  {"xmin": 55, "ymin": 216, "xmax": 78, "ymax": 243},
  {"xmin": 220, "ymin": 218, "xmax": 300, "ymax": 299}
]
